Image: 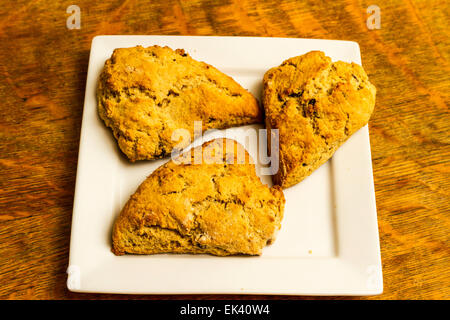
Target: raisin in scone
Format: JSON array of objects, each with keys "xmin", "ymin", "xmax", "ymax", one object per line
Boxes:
[
  {"xmin": 263, "ymin": 51, "xmax": 376, "ymax": 188},
  {"xmin": 112, "ymin": 138, "xmax": 285, "ymax": 256},
  {"xmin": 98, "ymin": 46, "xmax": 261, "ymax": 161}
]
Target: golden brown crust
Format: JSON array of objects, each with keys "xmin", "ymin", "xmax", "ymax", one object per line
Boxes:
[
  {"xmin": 97, "ymin": 45, "xmax": 262, "ymax": 161},
  {"xmin": 112, "ymin": 138, "xmax": 285, "ymax": 256},
  {"xmin": 263, "ymin": 51, "xmax": 376, "ymax": 188}
]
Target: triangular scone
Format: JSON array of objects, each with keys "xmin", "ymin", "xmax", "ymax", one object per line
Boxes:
[
  {"xmin": 263, "ymin": 51, "xmax": 376, "ymax": 188},
  {"xmin": 112, "ymin": 138, "xmax": 285, "ymax": 256},
  {"xmin": 97, "ymin": 46, "xmax": 262, "ymax": 161}
]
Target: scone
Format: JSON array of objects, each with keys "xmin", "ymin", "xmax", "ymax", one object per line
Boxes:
[
  {"xmin": 112, "ymin": 138, "xmax": 285, "ymax": 256},
  {"xmin": 97, "ymin": 45, "xmax": 261, "ymax": 161},
  {"xmin": 263, "ymin": 51, "xmax": 376, "ymax": 188}
]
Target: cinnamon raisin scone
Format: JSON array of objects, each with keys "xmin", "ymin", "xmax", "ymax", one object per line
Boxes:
[
  {"xmin": 112, "ymin": 138, "xmax": 285, "ymax": 256},
  {"xmin": 98, "ymin": 45, "xmax": 261, "ymax": 161},
  {"xmin": 263, "ymin": 51, "xmax": 376, "ymax": 188}
]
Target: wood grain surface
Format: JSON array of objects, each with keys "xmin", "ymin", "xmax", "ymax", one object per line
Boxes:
[{"xmin": 0, "ymin": 0, "xmax": 448, "ymax": 300}]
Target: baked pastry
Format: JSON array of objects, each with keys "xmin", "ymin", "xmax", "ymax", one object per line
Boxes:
[
  {"xmin": 263, "ymin": 51, "xmax": 376, "ymax": 188},
  {"xmin": 112, "ymin": 138, "xmax": 285, "ymax": 256},
  {"xmin": 97, "ymin": 45, "xmax": 261, "ymax": 161}
]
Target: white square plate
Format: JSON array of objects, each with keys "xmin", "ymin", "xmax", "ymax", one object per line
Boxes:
[{"xmin": 68, "ymin": 36, "xmax": 383, "ymax": 295}]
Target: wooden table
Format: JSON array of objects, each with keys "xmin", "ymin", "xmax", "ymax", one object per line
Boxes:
[{"xmin": 0, "ymin": 0, "xmax": 448, "ymax": 300}]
